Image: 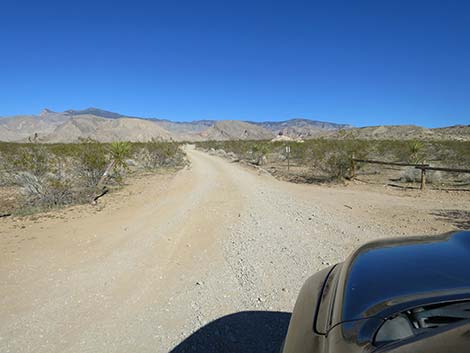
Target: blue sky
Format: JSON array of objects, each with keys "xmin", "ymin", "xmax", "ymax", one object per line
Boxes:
[{"xmin": 0, "ymin": 0, "xmax": 469, "ymax": 127}]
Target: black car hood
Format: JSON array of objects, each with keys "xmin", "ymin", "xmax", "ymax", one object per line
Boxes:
[{"xmin": 339, "ymin": 231, "xmax": 470, "ymax": 322}]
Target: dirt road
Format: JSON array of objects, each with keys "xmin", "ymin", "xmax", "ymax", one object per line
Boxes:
[{"xmin": 1, "ymin": 147, "xmax": 468, "ymax": 353}]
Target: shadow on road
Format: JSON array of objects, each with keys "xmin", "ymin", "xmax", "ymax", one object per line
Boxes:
[
  {"xmin": 432, "ymin": 209, "xmax": 470, "ymax": 230},
  {"xmin": 169, "ymin": 311, "xmax": 291, "ymax": 353}
]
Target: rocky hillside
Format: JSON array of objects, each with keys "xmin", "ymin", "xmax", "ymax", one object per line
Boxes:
[
  {"xmin": 0, "ymin": 108, "xmax": 468, "ymax": 142},
  {"xmin": 256, "ymin": 118, "xmax": 351, "ymax": 138},
  {"xmin": 327, "ymin": 124, "xmax": 470, "ymax": 141},
  {"xmin": 154, "ymin": 120, "xmax": 215, "ymax": 138},
  {"xmin": 0, "ymin": 113, "xmax": 69, "ymax": 141},
  {"xmin": 43, "ymin": 115, "xmax": 173, "ymax": 142},
  {"xmin": 433, "ymin": 125, "xmax": 470, "ymax": 141},
  {"xmin": 198, "ymin": 120, "xmax": 275, "ymax": 140},
  {"xmin": 0, "ymin": 110, "xmax": 174, "ymax": 142}
]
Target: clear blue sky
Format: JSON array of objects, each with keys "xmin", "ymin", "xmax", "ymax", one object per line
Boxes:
[{"xmin": 1, "ymin": 0, "xmax": 469, "ymax": 127}]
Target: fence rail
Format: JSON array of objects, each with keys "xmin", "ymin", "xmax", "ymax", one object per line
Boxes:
[
  {"xmin": 414, "ymin": 166, "xmax": 470, "ymax": 173},
  {"xmin": 351, "ymin": 158, "xmax": 470, "ymax": 190},
  {"xmin": 351, "ymin": 158, "xmax": 429, "ymax": 168}
]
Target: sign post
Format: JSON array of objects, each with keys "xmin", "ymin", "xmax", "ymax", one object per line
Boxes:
[{"xmin": 285, "ymin": 145, "xmax": 291, "ymax": 172}]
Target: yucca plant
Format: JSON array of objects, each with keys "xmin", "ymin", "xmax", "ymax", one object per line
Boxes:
[
  {"xmin": 408, "ymin": 140, "xmax": 425, "ymax": 164},
  {"xmin": 92, "ymin": 141, "xmax": 131, "ymax": 204}
]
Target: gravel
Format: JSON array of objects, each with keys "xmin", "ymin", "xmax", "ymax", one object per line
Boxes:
[{"xmin": 1, "ymin": 147, "xmax": 465, "ymax": 353}]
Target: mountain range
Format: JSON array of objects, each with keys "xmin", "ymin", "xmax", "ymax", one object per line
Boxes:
[{"xmin": 0, "ymin": 108, "xmax": 468, "ymax": 142}]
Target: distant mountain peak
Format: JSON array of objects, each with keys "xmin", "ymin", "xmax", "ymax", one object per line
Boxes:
[
  {"xmin": 39, "ymin": 108, "xmax": 56, "ymax": 117},
  {"xmin": 64, "ymin": 107, "xmax": 126, "ymax": 119}
]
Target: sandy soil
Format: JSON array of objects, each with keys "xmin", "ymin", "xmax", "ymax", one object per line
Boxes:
[{"xmin": 1, "ymin": 146, "xmax": 469, "ymax": 353}]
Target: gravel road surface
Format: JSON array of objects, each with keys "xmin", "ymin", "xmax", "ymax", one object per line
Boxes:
[{"xmin": 1, "ymin": 146, "xmax": 467, "ymax": 353}]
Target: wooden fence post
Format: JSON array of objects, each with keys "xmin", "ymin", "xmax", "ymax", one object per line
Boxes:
[
  {"xmin": 287, "ymin": 150, "xmax": 290, "ymax": 173},
  {"xmin": 350, "ymin": 154, "xmax": 356, "ymax": 179},
  {"xmin": 420, "ymin": 167, "xmax": 426, "ymax": 191},
  {"xmin": 285, "ymin": 145, "xmax": 291, "ymax": 173}
]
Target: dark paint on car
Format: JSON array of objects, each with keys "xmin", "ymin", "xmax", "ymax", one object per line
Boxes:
[{"xmin": 281, "ymin": 231, "xmax": 470, "ymax": 353}]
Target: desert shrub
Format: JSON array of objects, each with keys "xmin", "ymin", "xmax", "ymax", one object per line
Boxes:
[
  {"xmin": 136, "ymin": 140, "xmax": 184, "ymax": 169},
  {"xmin": 15, "ymin": 172, "xmax": 45, "ymax": 199},
  {"xmin": 0, "ymin": 140, "xmax": 186, "ymax": 214},
  {"xmin": 76, "ymin": 142, "xmax": 107, "ymax": 187},
  {"xmin": 400, "ymin": 167, "xmax": 422, "ymax": 183},
  {"xmin": 428, "ymin": 140, "xmax": 470, "ymax": 167},
  {"xmin": 0, "ymin": 151, "xmax": 9, "ymax": 186},
  {"xmin": 427, "ymin": 170, "xmax": 443, "ymax": 184},
  {"xmin": 303, "ymin": 139, "xmax": 369, "ymax": 179},
  {"xmin": 0, "ymin": 144, "xmax": 51, "ymax": 187},
  {"xmin": 400, "ymin": 167, "xmax": 443, "ymax": 185},
  {"xmin": 15, "ymin": 171, "xmax": 76, "ymax": 209},
  {"xmin": 43, "ymin": 178, "xmax": 75, "ymax": 205},
  {"xmin": 196, "ymin": 138, "xmax": 370, "ymax": 180},
  {"xmin": 195, "ymin": 137, "xmax": 470, "ymax": 183},
  {"xmin": 374, "ymin": 140, "xmax": 411, "ymax": 162},
  {"xmin": 249, "ymin": 143, "xmax": 270, "ymax": 165},
  {"xmin": 11, "ymin": 145, "xmax": 50, "ymax": 177},
  {"xmin": 321, "ymin": 152, "xmax": 352, "ymax": 179}
]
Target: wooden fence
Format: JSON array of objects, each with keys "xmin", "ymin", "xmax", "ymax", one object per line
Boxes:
[{"xmin": 351, "ymin": 158, "xmax": 470, "ymax": 190}]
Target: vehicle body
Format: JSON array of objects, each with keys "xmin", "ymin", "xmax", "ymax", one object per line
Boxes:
[{"xmin": 281, "ymin": 231, "xmax": 470, "ymax": 353}]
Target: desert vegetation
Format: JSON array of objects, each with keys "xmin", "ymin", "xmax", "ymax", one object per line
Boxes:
[
  {"xmin": 0, "ymin": 140, "xmax": 185, "ymax": 215},
  {"xmin": 196, "ymin": 139, "xmax": 470, "ymax": 188}
]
